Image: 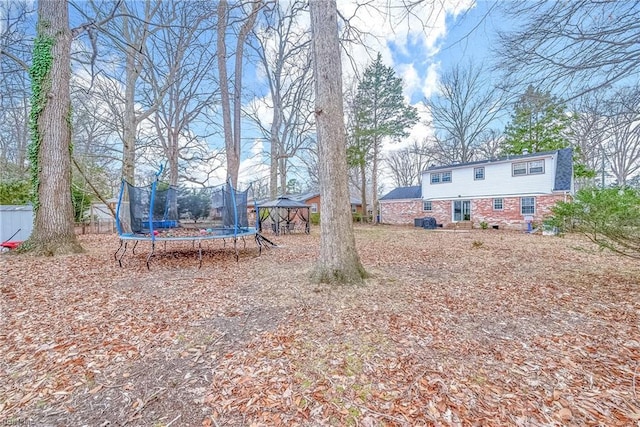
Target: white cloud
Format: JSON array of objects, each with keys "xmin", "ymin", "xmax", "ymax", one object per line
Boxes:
[
  {"xmin": 397, "ymin": 63, "xmax": 421, "ymax": 99},
  {"xmin": 239, "ymin": 138, "xmax": 270, "ymax": 183},
  {"xmin": 335, "ymin": 0, "xmax": 475, "ymax": 100},
  {"xmin": 422, "ymin": 62, "xmax": 441, "ymax": 99}
]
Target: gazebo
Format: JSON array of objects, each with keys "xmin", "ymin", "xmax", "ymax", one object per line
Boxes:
[{"xmin": 257, "ymin": 196, "xmax": 311, "ymax": 235}]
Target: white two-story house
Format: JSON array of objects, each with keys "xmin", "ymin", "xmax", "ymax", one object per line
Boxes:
[{"xmin": 379, "ymin": 148, "xmax": 574, "ymax": 230}]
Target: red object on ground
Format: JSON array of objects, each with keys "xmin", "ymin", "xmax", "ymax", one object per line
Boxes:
[{"xmin": 1, "ymin": 241, "xmax": 22, "ymax": 250}]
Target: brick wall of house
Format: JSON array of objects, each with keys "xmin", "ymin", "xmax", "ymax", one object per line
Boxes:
[
  {"xmin": 384, "ymin": 194, "xmax": 569, "ymax": 229},
  {"xmin": 423, "ymin": 200, "xmax": 451, "ymax": 226},
  {"xmin": 379, "ymin": 200, "xmax": 423, "ymax": 225},
  {"xmin": 305, "ymin": 195, "xmax": 321, "ymax": 214},
  {"xmin": 471, "ymin": 194, "xmax": 567, "ymax": 230}
]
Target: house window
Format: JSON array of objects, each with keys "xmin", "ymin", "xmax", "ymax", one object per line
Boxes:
[
  {"xmin": 310, "ymin": 203, "xmax": 318, "ymax": 213},
  {"xmin": 513, "ymin": 160, "xmax": 545, "ymax": 176},
  {"xmin": 430, "ymin": 171, "xmax": 452, "ymax": 184},
  {"xmin": 474, "ymin": 167, "xmax": 485, "ymax": 180},
  {"xmin": 423, "ymin": 201, "xmax": 432, "ymax": 211},
  {"xmin": 528, "ymin": 160, "xmax": 545, "ymax": 174},
  {"xmin": 493, "ymin": 198, "xmax": 503, "ymax": 210},
  {"xmin": 512, "ymin": 162, "xmax": 527, "ymax": 176},
  {"xmin": 521, "ymin": 197, "xmax": 535, "ymax": 215}
]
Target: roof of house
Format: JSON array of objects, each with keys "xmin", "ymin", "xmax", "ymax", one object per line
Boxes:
[
  {"xmin": 293, "ymin": 191, "xmax": 362, "ymax": 206},
  {"xmin": 553, "ymin": 148, "xmax": 573, "ymax": 191},
  {"xmin": 379, "ymin": 186, "xmax": 422, "ymax": 201}
]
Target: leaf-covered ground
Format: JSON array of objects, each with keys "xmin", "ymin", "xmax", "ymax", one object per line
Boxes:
[{"xmin": 1, "ymin": 225, "xmax": 639, "ymax": 426}]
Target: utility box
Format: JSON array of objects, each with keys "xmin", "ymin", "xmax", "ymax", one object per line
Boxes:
[
  {"xmin": 414, "ymin": 218, "xmax": 425, "ymax": 227},
  {"xmin": 1, "ymin": 205, "xmax": 33, "ymax": 242},
  {"xmin": 422, "ymin": 217, "xmax": 437, "ymax": 229}
]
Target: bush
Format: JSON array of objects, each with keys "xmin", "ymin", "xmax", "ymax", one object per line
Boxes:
[
  {"xmin": 310, "ymin": 212, "xmax": 320, "ymax": 225},
  {"xmin": 480, "ymin": 221, "xmax": 489, "ymax": 230},
  {"xmin": 550, "ymin": 186, "xmax": 640, "ymax": 258},
  {"xmin": 72, "ymin": 184, "xmax": 93, "ymax": 222},
  {"xmin": 0, "ymin": 179, "xmax": 31, "ymax": 205}
]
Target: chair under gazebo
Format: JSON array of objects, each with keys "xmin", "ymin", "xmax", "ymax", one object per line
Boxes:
[{"xmin": 257, "ymin": 196, "xmax": 311, "ymax": 236}]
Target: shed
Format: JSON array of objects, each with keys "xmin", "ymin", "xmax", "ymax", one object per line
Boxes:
[
  {"xmin": 1, "ymin": 205, "xmax": 34, "ymax": 242},
  {"xmin": 257, "ymin": 197, "xmax": 311, "ymax": 235}
]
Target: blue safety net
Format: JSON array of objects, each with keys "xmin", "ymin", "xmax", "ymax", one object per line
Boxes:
[{"xmin": 116, "ymin": 180, "xmax": 252, "ymax": 238}]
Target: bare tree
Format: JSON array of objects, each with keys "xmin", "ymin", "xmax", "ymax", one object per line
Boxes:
[
  {"xmin": 385, "ymin": 140, "xmax": 433, "ymax": 187},
  {"xmin": 309, "ymin": 0, "xmax": 365, "ymax": 284},
  {"xmin": 141, "ymin": 1, "xmax": 223, "ymax": 187},
  {"xmin": 498, "ymin": 1, "xmax": 640, "ymax": 100},
  {"xmin": 217, "ymin": 0, "xmax": 262, "ymax": 187},
  {"xmin": 426, "ymin": 62, "xmax": 505, "ymax": 164},
  {"xmin": 568, "ymin": 94, "xmax": 609, "ymax": 187},
  {"xmin": 249, "ymin": 0, "xmax": 315, "ymax": 197},
  {"xmin": 603, "ymin": 88, "xmax": 640, "ymax": 186},
  {"xmin": 475, "ymin": 129, "xmax": 503, "ymax": 161},
  {"xmin": 0, "ymin": 1, "xmax": 34, "ymax": 179}
]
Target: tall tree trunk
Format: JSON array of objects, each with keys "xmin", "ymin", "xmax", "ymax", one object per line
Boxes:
[
  {"xmin": 360, "ymin": 163, "xmax": 367, "ymax": 222},
  {"xmin": 309, "ymin": 0, "xmax": 365, "ymax": 284},
  {"xmin": 122, "ymin": 42, "xmax": 137, "ymax": 184},
  {"xmin": 279, "ymin": 156, "xmax": 287, "ymax": 193},
  {"xmin": 24, "ymin": 0, "xmax": 82, "ymax": 255},
  {"xmin": 217, "ymin": 0, "xmax": 261, "ymax": 188},
  {"xmin": 269, "ymin": 113, "xmax": 280, "ymax": 198},
  {"xmin": 372, "ymin": 140, "xmax": 379, "ymax": 224}
]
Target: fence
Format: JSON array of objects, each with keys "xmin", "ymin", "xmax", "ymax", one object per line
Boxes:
[{"xmin": 75, "ymin": 218, "xmax": 116, "ymax": 235}]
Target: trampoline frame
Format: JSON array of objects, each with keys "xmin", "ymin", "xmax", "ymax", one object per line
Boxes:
[{"xmin": 114, "ymin": 227, "xmax": 262, "ymax": 269}]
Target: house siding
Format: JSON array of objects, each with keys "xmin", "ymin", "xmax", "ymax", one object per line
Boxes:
[
  {"xmin": 379, "ymin": 200, "xmax": 423, "ymax": 225},
  {"xmin": 423, "ymin": 155, "xmax": 557, "ymax": 200}
]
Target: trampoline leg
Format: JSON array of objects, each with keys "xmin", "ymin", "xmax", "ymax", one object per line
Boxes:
[
  {"xmin": 146, "ymin": 241, "xmax": 155, "ymax": 270},
  {"xmin": 234, "ymin": 238, "xmax": 239, "ymax": 262},
  {"xmin": 114, "ymin": 239, "xmax": 124, "ymax": 261},
  {"xmin": 117, "ymin": 241, "xmax": 128, "ymax": 268},
  {"xmin": 255, "ymin": 234, "xmax": 262, "ymax": 256},
  {"xmin": 242, "ymin": 236, "xmax": 247, "ymax": 249},
  {"xmin": 132, "ymin": 240, "xmax": 139, "ymax": 255},
  {"xmin": 198, "ymin": 240, "xmax": 203, "ymax": 269}
]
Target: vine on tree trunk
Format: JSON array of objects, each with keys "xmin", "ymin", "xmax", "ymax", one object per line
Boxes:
[{"xmin": 27, "ymin": 22, "xmax": 54, "ymax": 213}]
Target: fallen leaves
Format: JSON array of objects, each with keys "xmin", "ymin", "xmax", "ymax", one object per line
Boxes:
[{"xmin": 1, "ymin": 227, "xmax": 639, "ymax": 426}]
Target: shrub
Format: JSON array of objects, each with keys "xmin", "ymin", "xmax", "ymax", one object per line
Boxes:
[
  {"xmin": 310, "ymin": 212, "xmax": 320, "ymax": 225},
  {"xmin": 0, "ymin": 179, "xmax": 31, "ymax": 205},
  {"xmin": 550, "ymin": 186, "xmax": 640, "ymax": 258},
  {"xmin": 480, "ymin": 221, "xmax": 489, "ymax": 230}
]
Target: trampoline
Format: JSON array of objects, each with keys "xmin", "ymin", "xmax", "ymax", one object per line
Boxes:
[{"xmin": 114, "ymin": 171, "xmax": 273, "ymax": 269}]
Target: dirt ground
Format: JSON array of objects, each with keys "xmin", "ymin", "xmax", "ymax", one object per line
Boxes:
[{"xmin": 1, "ymin": 225, "xmax": 639, "ymax": 426}]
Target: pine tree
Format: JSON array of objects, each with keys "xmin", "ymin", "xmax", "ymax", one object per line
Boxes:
[
  {"xmin": 503, "ymin": 85, "xmax": 571, "ymax": 155},
  {"xmin": 351, "ymin": 53, "xmax": 418, "ymax": 223}
]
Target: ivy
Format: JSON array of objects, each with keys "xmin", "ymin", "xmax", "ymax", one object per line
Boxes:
[{"xmin": 27, "ymin": 24, "xmax": 55, "ymax": 213}]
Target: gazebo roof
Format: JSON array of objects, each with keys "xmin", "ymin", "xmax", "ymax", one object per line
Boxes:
[{"xmin": 259, "ymin": 196, "xmax": 310, "ymax": 209}]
